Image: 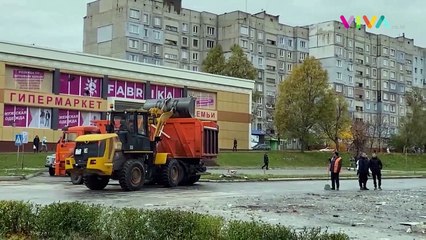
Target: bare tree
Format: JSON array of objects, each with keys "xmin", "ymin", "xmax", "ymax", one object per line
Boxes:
[{"xmin": 351, "ymin": 120, "xmax": 368, "ymax": 157}]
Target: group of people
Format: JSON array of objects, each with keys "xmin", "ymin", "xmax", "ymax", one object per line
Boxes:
[
  {"xmin": 329, "ymin": 151, "xmax": 383, "ymax": 191},
  {"xmin": 32, "ymin": 135, "xmax": 48, "ymax": 153}
]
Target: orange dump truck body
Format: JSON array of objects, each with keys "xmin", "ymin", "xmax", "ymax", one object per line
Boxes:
[{"xmin": 154, "ymin": 118, "xmax": 219, "ymax": 160}]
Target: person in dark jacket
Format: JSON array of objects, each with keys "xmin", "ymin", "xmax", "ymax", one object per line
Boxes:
[
  {"xmin": 357, "ymin": 152, "xmax": 370, "ymax": 190},
  {"xmin": 33, "ymin": 135, "xmax": 40, "ymax": 153},
  {"xmin": 261, "ymin": 153, "xmax": 269, "ymax": 170},
  {"xmin": 329, "ymin": 151, "xmax": 342, "ymax": 190},
  {"xmin": 369, "ymin": 153, "xmax": 383, "ymax": 190}
]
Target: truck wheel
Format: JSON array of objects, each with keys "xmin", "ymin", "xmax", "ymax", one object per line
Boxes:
[
  {"xmin": 48, "ymin": 167, "xmax": 55, "ymax": 176},
  {"xmin": 84, "ymin": 175, "xmax": 109, "ymax": 190},
  {"xmin": 160, "ymin": 159, "xmax": 182, "ymax": 187},
  {"xmin": 119, "ymin": 160, "xmax": 145, "ymax": 191},
  {"xmin": 70, "ymin": 172, "xmax": 83, "ymax": 185},
  {"xmin": 181, "ymin": 175, "xmax": 201, "ymax": 186}
]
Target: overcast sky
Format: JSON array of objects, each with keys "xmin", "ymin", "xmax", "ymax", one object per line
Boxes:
[{"xmin": 0, "ymin": 0, "xmax": 424, "ymax": 52}]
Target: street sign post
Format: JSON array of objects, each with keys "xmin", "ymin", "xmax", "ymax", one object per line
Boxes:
[
  {"xmin": 15, "ymin": 134, "xmax": 23, "ymax": 168},
  {"xmin": 21, "ymin": 132, "xmax": 28, "ymax": 169}
]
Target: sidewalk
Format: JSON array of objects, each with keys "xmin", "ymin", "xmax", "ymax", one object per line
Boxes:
[{"xmin": 207, "ymin": 167, "xmax": 426, "ymax": 177}]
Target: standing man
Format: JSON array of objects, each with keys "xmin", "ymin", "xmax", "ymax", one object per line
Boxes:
[
  {"xmin": 233, "ymin": 138, "xmax": 237, "ymax": 152},
  {"xmin": 357, "ymin": 152, "xmax": 370, "ymax": 190},
  {"xmin": 329, "ymin": 151, "xmax": 342, "ymax": 190},
  {"xmin": 369, "ymin": 152, "xmax": 383, "ymax": 190},
  {"xmin": 261, "ymin": 153, "xmax": 269, "ymax": 170}
]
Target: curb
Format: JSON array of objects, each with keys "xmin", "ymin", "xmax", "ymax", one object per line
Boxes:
[
  {"xmin": 200, "ymin": 175, "xmax": 426, "ymax": 183},
  {"xmin": 0, "ymin": 171, "xmax": 45, "ymax": 181}
]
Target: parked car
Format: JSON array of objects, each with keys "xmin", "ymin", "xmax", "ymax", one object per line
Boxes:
[
  {"xmin": 45, "ymin": 154, "xmax": 56, "ymax": 176},
  {"xmin": 252, "ymin": 143, "xmax": 271, "ymax": 150},
  {"xmin": 319, "ymin": 147, "xmax": 334, "ymax": 152}
]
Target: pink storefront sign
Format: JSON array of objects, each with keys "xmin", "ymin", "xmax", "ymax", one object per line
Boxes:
[
  {"xmin": 3, "ymin": 105, "xmax": 28, "ymax": 127},
  {"xmin": 13, "ymin": 69, "xmax": 44, "ymax": 90},
  {"xmin": 108, "ymin": 80, "xmax": 145, "ymax": 99},
  {"xmin": 150, "ymin": 84, "xmax": 183, "ymax": 99},
  {"xmin": 59, "ymin": 73, "xmax": 102, "ymax": 97}
]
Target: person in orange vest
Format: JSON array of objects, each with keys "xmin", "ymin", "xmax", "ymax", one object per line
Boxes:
[{"xmin": 329, "ymin": 151, "xmax": 342, "ymax": 190}]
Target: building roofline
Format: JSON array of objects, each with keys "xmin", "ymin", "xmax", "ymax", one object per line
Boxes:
[{"xmin": 0, "ymin": 41, "xmax": 254, "ymax": 91}]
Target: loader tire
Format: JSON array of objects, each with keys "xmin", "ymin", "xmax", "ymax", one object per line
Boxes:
[
  {"xmin": 119, "ymin": 160, "xmax": 145, "ymax": 191},
  {"xmin": 84, "ymin": 175, "xmax": 109, "ymax": 190},
  {"xmin": 48, "ymin": 167, "xmax": 55, "ymax": 176},
  {"xmin": 181, "ymin": 175, "xmax": 201, "ymax": 186},
  {"xmin": 70, "ymin": 172, "xmax": 83, "ymax": 185},
  {"xmin": 160, "ymin": 159, "xmax": 182, "ymax": 187}
]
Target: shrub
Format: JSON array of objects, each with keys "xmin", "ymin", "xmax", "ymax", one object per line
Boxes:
[
  {"xmin": 35, "ymin": 201, "xmax": 103, "ymax": 239},
  {"xmin": 0, "ymin": 201, "xmax": 35, "ymax": 237},
  {"xmin": 0, "ymin": 201, "xmax": 350, "ymax": 240}
]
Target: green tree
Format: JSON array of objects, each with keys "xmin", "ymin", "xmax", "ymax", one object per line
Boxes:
[
  {"xmin": 397, "ymin": 87, "xmax": 426, "ymax": 153},
  {"xmin": 274, "ymin": 57, "xmax": 329, "ymax": 152},
  {"xmin": 201, "ymin": 44, "xmax": 226, "ymax": 75},
  {"xmin": 317, "ymin": 92, "xmax": 351, "ymax": 151},
  {"xmin": 223, "ymin": 44, "xmax": 256, "ymax": 80}
]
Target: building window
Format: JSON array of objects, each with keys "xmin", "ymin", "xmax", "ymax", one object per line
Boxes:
[
  {"xmin": 192, "ymin": 66, "xmax": 199, "ymax": 71},
  {"xmin": 129, "ymin": 24, "xmax": 139, "ymax": 34},
  {"xmin": 181, "ymin": 50, "xmax": 188, "ymax": 60},
  {"xmin": 154, "ymin": 17, "xmax": 161, "ymax": 26},
  {"xmin": 390, "ymin": 49, "xmax": 395, "ymax": 56},
  {"xmin": 153, "ymin": 30, "xmax": 161, "ymax": 40},
  {"xmin": 207, "ymin": 26, "xmax": 215, "ymax": 35},
  {"xmin": 336, "ymin": 60, "xmax": 342, "ymax": 67},
  {"xmin": 165, "ymin": 25, "xmax": 178, "ymax": 32},
  {"xmin": 287, "ymin": 52, "xmax": 292, "ymax": 59},
  {"xmin": 390, "ymin": 60, "xmax": 395, "ymax": 67},
  {"xmin": 154, "ymin": 59, "xmax": 160, "ymax": 65},
  {"xmin": 337, "ymin": 72, "xmax": 342, "ymax": 80},
  {"xmin": 128, "ymin": 39, "xmax": 139, "ymax": 49},
  {"xmin": 182, "ymin": 23, "xmax": 188, "ymax": 32},
  {"xmin": 258, "ymin": 44, "xmax": 263, "ymax": 53},
  {"xmin": 279, "ymin": 49, "xmax": 284, "ymax": 57},
  {"xmin": 192, "ymin": 25, "xmax": 199, "ymax": 34},
  {"xmin": 366, "ymin": 45, "xmax": 369, "ymax": 52},
  {"xmin": 383, "ymin": 93, "xmax": 389, "ymax": 100},
  {"xmin": 143, "ymin": 14, "xmax": 149, "ymax": 24},
  {"xmin": 257, "ymin": 32, "xmax": 263, "ymax": 41},
  {"xmin": 300, "ymin": 53, "xmax": 307, "ymax": 60},
  {"xmin": 336, "ymin": 34, "xmax": 342, "ymax": 43},
  {"xmin": 383, "ymin": 59, "xmax": 388, "ymax": 66},
  {"xmin": 348, "ymin": 87, "xmax": 353, "ymax": 96},
  {"xmin": 142, "ymin": 29, "xmax": 148, "ymax": 37},
  {"xmin": 335, "ymin": 84, "xmax": 343, "ymax": 92},
  {"xmin": 182, "ymin": 37, "xmax": 188, "ymax": 46},
  {"xmin": 366, "ymin": 102, "xmax": 371, "ymax": 109},
  {"xmin": 130, "ymin": 9, "xmax": 140, "ymax": 19},
  {"xmin": 241, "ymin": 39, "xmax": 248, "ymax": 48},
  {"xmin": 300, "ymin": 40, "xmax": 306, "ymax": 48},
  {"xmin": 366, "ymin": 68, "xmax": 370, "ymax": 75},
  {"xmin": 373, "ymin": 68, "xmax": 377, "ymax": 77},
  {"xmin": 250, "ymin": 29, "xmax": 255, "ymax": 38},
  {"xmin": 279, "ymin": 62, "xmax": 285, "ymax": 70},
  {"xmin": 288, "ymin": 39, "xmax": 293, "ymax": 47},
  {"xmin": 128, "ymin": 54, "xmax": 139, "ymax": 62},
  {"xmin": 365, "ymin": 90, "xmax": 369, "ymax": 99},
  {"xmin": 207, "ymin": 40, "xmax": 215, "ymax": 48},
  {"xmin": 258, "ymin": 57, "xmax": 264, "ymax": 66},
  {"xmin": 192, "ymin": 52, "xmax": 199, "ymax": 61},
  {"xmin": 390, "ymin": 94, "xmax": 396, "ymax": 101},
  {"xmin": 240, "ymin": 26, "xmax": 249, "ymax": 35},
  {"xmin": 142, "ymin": 43, "xmax": 148, "ymax": 52},
  {"xmin": 383, "ymin": 81, "xmax": 388, "ymax": 89},
  {"xmin": 287, "ymin": 63, "xmax": 293, "ymax": 72},
  {"xmin": 192, "ymin": 38, "xmax": 199, "ymax": 48},
  {"xmin": 383, "ymin": 47, "xmax": 388, "ymax": 54},
  {"xmin": 390, "ymin": 71, "xmax": 395, "ymax": 79},
  {"xmin": 383, "ymin": 70, "xmax": 388, "ymax": 77},
  {"xmin": 250, "ymin": 43, "xmax": 254, "ymax": 51},
  {"xmin": 365, "ymin": 56, "xmax": 369, "ymax": 64},
  {"xmin": 153, "ymin": 45, "xmax": 160, "ymax": 54},
  {"xmin": 349, "ymin": 76, "xmax": 353, "ymax": 84}
]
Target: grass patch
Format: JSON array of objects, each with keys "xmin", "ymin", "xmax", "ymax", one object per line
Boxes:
[
  {"xmin": 0, "ymin": 201, "xmax": 349, "ymax": 240},
  {"xmin": 217, "ymin": 151, "xmax": 426, "ymax": 171},
  {"xmin": 0, "ymin": 153, "xmax": 49, "ymax": 176}
]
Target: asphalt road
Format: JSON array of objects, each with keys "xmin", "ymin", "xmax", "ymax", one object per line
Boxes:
[{"xmin": 1, "ymin": 174, "xmax": 425, "ymax": 240}]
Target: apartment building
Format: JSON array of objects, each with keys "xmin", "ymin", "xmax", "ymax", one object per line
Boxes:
[
  {"xmin": 310, "ymin": 21, "xmax": 426, "ymax": 144},
  {"xmin": 83, "ymin": 0, "xmax": 309, "ymax": 137}
]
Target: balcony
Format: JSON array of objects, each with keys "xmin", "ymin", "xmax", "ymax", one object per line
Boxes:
[{"xmin": 356, "ymin": 47, "xmax": 364, "ymax": 53}]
